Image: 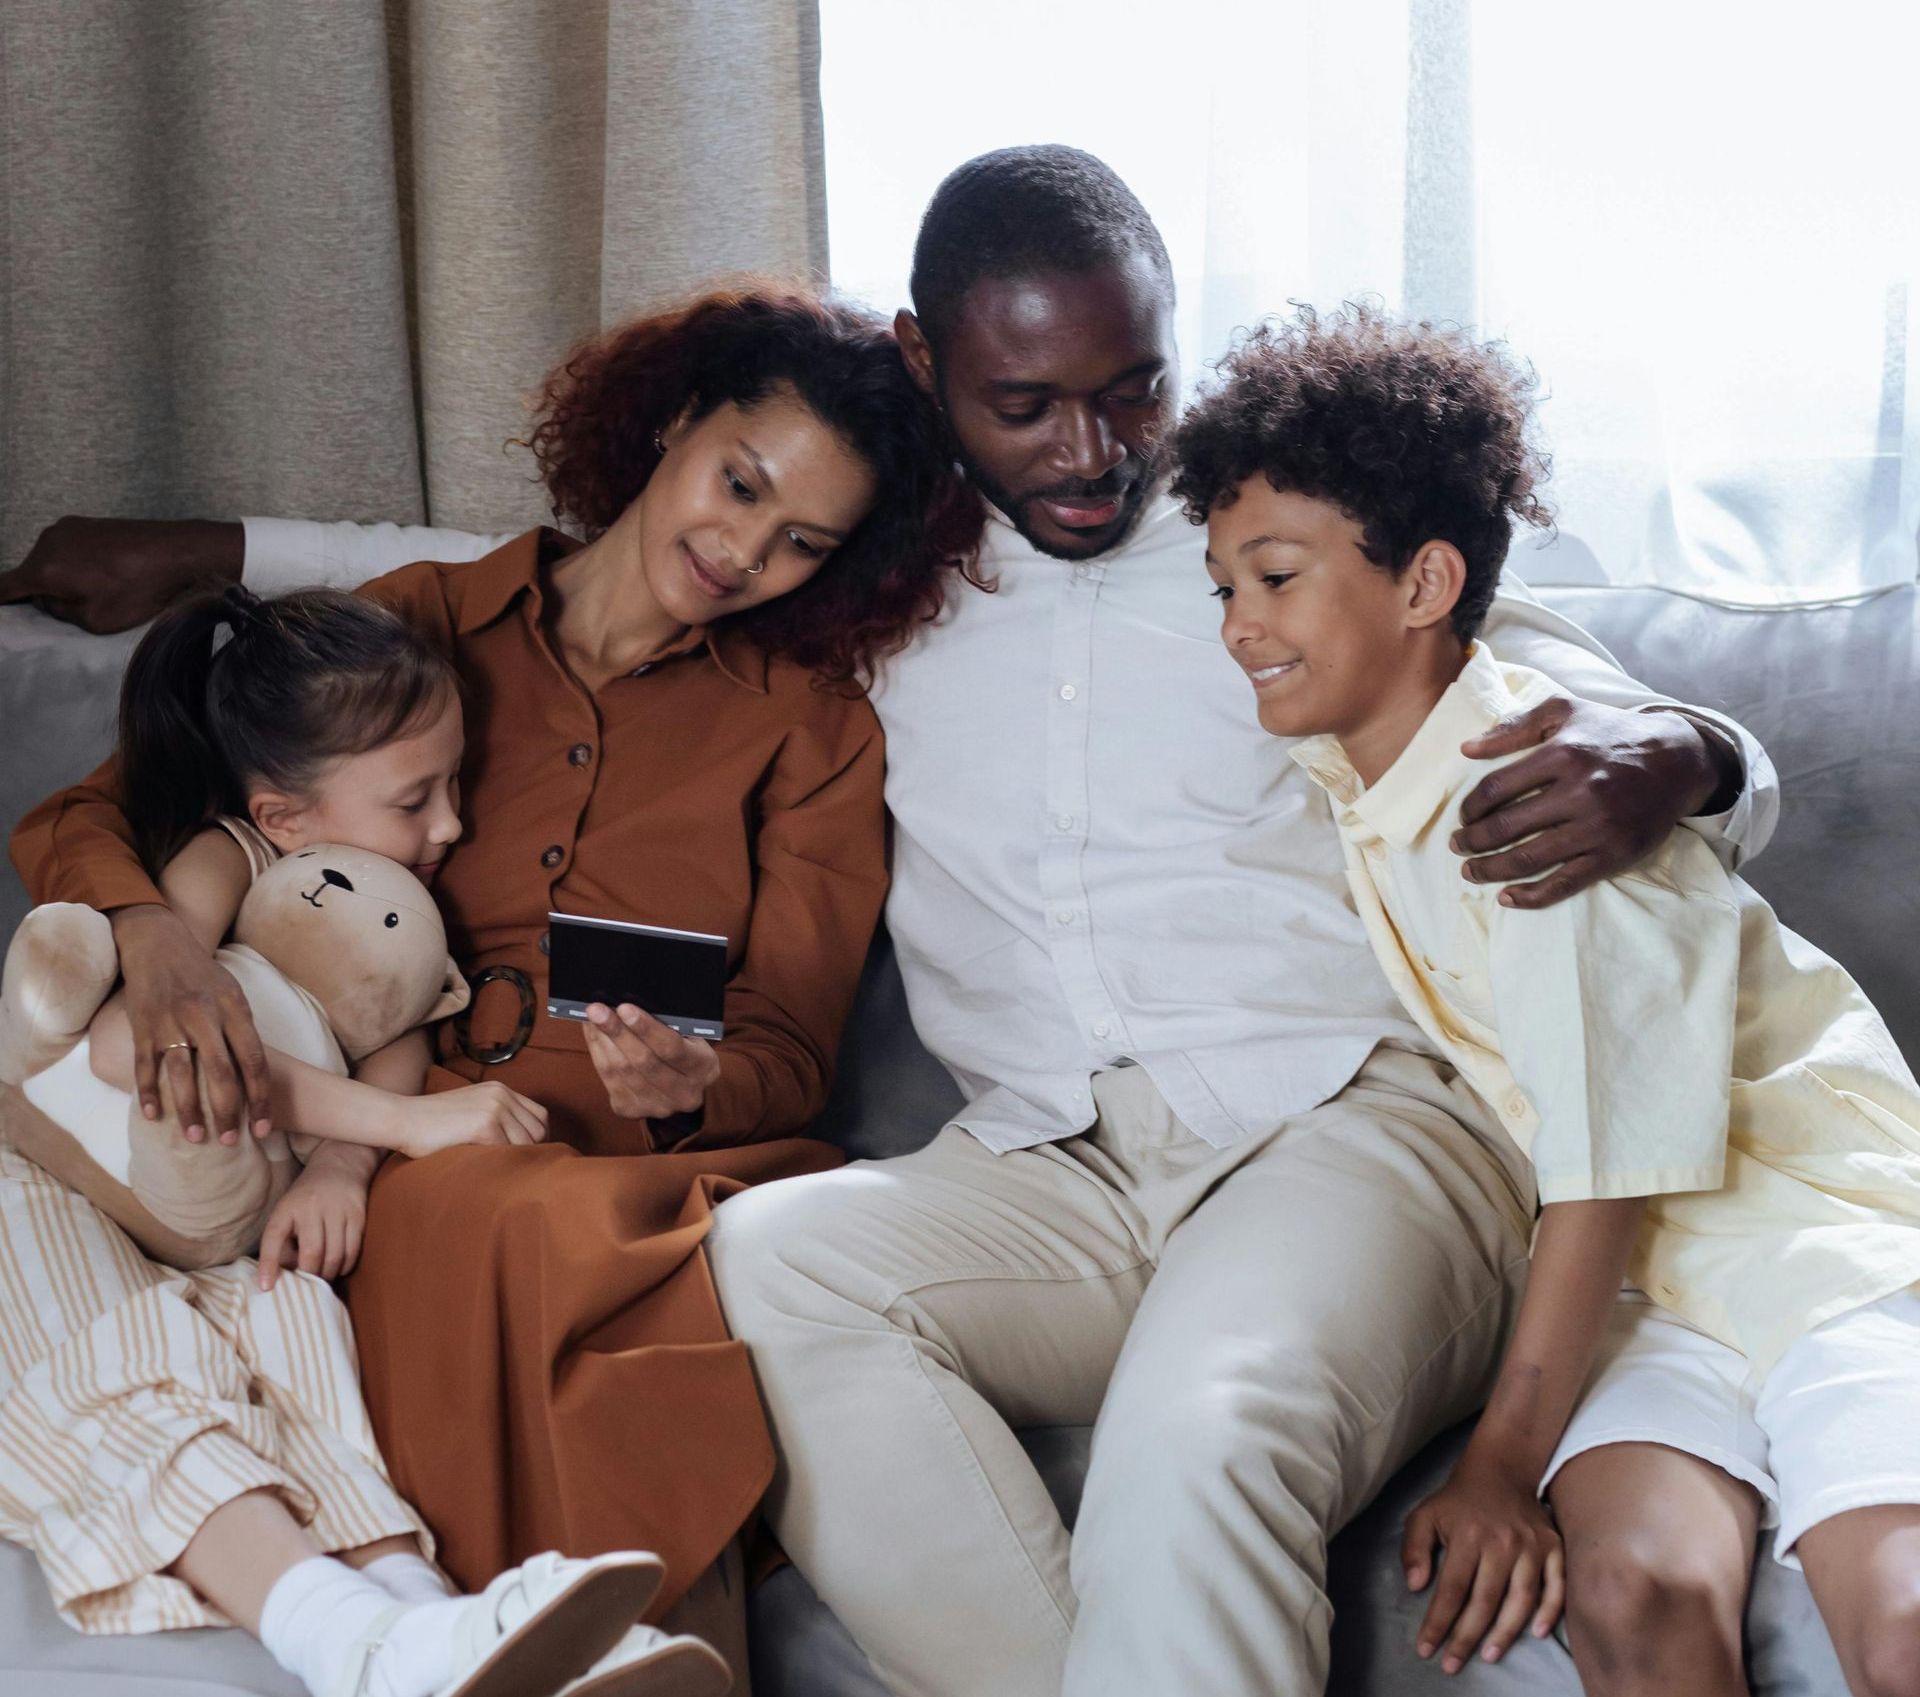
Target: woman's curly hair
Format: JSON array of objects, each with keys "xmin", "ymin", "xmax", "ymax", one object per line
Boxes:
[
  {"xmin": 1171, "ymin": 302, "xmax": 1552, "ymax": 639},
  {"xmin": 525, "ymin": 285, "xmax": 985, "ymax": 687}
]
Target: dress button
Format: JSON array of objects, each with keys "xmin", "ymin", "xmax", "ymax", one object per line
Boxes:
[
  {"xmin": 1092, "ymin": 1021, "xmax": 1111, "ymax": 1040},
  {"xmin": 538, "ymin": 931, "xmax": 551, "ymax": 956},
  {"xmin": 1056, "ymin": 910, "xmax": 1077, "ymax": 926},
  {"xmin": 540, "ymin": 844, "xmax": 564, "ymax": 869},
  {"xmin": 568, "ymin": 743, "xmax": 592, "ymax": 768},
  {"xmin": 1504, "ymin": 1092, "xmax": 1527, "ymax": 1119},
  {"xmin": 1054, "ymin": 813, "xmax": 1075, "ymax": 832},
  {"xmin": 1058, "ymin": 683, "xmax": 1078, "ymax": 701}
]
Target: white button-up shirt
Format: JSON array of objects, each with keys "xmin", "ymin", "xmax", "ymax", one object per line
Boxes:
[
  {"xmin": 245, "ymin": 501, "xmax": 1778, "ymax": 1153},
  {"xmin": 867, "ymin": 497, "xmax": 1776, "ymax": 1152}
]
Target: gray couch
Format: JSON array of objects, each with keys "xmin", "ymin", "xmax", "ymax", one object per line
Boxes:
[{"xmin": 6, "ymin": 580, "xmax": 1915, "ymax": 1696}]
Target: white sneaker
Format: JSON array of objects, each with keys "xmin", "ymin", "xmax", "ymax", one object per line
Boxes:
[
  {"xmin": 327, "ymin": 1549, "xmax": 667, "ymax": 1697},
  {"xmin": 560, "ymin": 1622, "xmax": 732, "ymax": 1697}
]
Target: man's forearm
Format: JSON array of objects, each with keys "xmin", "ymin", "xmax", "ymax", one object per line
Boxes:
[{"xmin": 1469, "ymin": 1198, "xmax": 1645, "ymax": 1480}]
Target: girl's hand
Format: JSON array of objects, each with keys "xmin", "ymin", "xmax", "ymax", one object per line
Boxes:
[
  {"xmin": 111, "ymin": 903, "xmax": 272, "ymax": 1146},
  {"xmin": 256, "ymin": 1145, "xmax": 376, "ymax": 1291},
  {"xmin": 386, "ymin": 1081, "xmax": 548, "ymax": 1159},
  {"xmin": 1402, "ymin": 1445, "xmax": 1565, "ymax": 1673},
  {"xmin": 582, "ymin": 1003, "xmax": 720, "ymax": 1122}
]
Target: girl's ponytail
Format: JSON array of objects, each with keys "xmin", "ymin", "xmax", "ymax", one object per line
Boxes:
[
  {"xmin": 116, "ymin": 589, "xmax": 251, "ymax": 875},
  {"xmin": 113, "ymin": 584, "xmax": 458, "ymax": 878}
]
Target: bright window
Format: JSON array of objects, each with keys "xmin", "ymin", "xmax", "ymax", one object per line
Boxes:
[{"xmin": 820, "ymin": 0, "xmax": 1919, "ymax": 603}]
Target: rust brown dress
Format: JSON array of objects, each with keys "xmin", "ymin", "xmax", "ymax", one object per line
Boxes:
[{"xmin": 10, "ymin": 530, "xmax": 885, "ymax": 1613}]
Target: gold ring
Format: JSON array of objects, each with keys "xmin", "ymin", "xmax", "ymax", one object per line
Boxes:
[{"xmin": 163, "ymin": 1040, "xmax": 194, "ymax": 1052}]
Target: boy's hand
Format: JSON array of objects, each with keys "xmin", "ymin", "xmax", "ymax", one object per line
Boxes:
[
  {"xmin": 1455, "ymin": 697, "xmax": 1738, "ymax": 908},
  {"xmin": 582, "ymin": 1003, "xmax": 720, "ymax": 1121},
  {"xmin": 1402, "ymin": 1445, "xmax": 1565, "ymax": 1673},
  {"xmin": 257, "ymin": 1146, "xmax": 376, "ymax": 1291}
]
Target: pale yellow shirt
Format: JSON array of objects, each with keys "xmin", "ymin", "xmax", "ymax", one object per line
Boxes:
[{"xmin": 1294, "ymin": 645, "xmax": 1920, "ymax": 1373}]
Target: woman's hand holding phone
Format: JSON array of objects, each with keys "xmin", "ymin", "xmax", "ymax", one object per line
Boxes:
[{"xmin": 583, "ymin": 1002, "xmax": 720, "ymax": 1121}]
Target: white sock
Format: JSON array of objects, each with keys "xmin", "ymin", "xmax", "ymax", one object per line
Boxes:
[
  {"xmin": 259, "ymin": 1554, "xmax": 467, "ymax": 1697},
  {"xmin": 363, "ymin": 1550, "xmax": 457, "ymax": 1605}
]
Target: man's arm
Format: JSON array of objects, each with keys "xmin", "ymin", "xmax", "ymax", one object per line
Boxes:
[
  {"xmin": 0, "ymin": 515, "xmax": 507, "ymax": 633},
  {"xmin": 1467, "ymin": 583, "xmax": 1780, "ymax": 906}
]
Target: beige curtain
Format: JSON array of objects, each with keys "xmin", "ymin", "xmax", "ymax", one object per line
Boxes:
[{"xmin": 0, "ymin": 0, "xmax": 828, "ymax": 562}]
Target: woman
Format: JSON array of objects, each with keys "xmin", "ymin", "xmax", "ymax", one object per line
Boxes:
[{"xmin": 10, "ymin": 285, "xmax": 983, "ymax": 1679}]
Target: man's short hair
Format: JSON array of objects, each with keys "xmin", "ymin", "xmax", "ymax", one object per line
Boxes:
[
  {"xmin": 909, "ymin": 145, "xmax": 1174, "ymax": 351},
  {"xmin": 1171, "ymin": 302, "xmax": 1553, "ymax": 640}
]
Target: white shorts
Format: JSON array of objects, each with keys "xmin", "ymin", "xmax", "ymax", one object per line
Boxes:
[{"xmin": 1541, "ymin": 1286, "xmax": 1920, "ymax": 1566}]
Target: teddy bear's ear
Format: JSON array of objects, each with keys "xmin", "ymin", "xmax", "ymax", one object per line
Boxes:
[{"xmin": 425, "ymin": 956, "xmax": 471, "ymax": 1023}]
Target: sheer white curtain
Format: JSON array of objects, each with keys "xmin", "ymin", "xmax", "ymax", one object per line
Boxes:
[{"xmin": 820, "ymin": 0, "xmax": 1919, "ymax": 604}]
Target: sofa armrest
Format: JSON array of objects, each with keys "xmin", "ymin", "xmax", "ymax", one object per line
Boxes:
[{"xmin": 0, "ymin": 607, "xmax": 139, "ymax": 938}]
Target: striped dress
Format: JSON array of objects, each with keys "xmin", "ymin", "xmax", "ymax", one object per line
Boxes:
[{"xmin": 0, "ymin": 818, "xmax": 430, "ymax": 1633}]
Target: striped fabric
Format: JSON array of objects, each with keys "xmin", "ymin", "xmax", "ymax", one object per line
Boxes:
[{"xmin": 0, "ymin": 1138, "xmax": 429, "ymax": 1633}]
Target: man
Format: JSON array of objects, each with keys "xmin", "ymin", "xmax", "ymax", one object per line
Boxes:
[{"xmin": 4, "ymin": 147, "xmax": 1774, "ymax": 1697}]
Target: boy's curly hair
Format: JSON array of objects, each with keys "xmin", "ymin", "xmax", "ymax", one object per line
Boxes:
[{"xmin": 1171, "ymin": 302, "xmax": 1552, "ymax": 639}]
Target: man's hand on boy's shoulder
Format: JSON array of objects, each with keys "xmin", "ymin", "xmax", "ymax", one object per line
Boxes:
[
  {"xmin": 0, "ymin": 515, "xmax": 243, "ymax": 633},
  {"xmin": 1452, "ymin": 695, "xmax": 1738, "ymax": 910}
]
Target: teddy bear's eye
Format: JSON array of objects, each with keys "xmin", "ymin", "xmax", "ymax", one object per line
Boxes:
[{"xmin": 384, "ymin": 913, "xmax": 399, "ymax": 928}]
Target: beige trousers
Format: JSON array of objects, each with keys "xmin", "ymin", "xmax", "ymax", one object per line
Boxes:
[
  {"xmin": 0, "ymin": 1138, "xmax": 428, "ymax": 1634},
  {"xmin": 710, "ymin": 1046, "xmax": 1533, "ymax": 1697}
]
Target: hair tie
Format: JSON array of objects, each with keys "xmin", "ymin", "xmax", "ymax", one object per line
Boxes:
[{"xmin": 220, "ymin": 583, "xmax": 266, "ymax": 632}]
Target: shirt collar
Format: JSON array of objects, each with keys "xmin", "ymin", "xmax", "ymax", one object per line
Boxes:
[
  {"xmin": 1290, "ymin": 643, "xmax": 1513, "ymax": 847},
  {"xmin": 451, "ymin": 526, "xmax": 768, "ymax": 694}
]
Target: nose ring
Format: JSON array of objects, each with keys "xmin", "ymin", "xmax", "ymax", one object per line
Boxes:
[{"xmin": 744, "ymin": 560, "xmax": 767, "ymax": 576}]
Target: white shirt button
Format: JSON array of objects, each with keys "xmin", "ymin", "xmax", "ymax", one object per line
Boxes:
[
  {"xmin": 1092, "ymin": 1021, "xmax": 1111, "ymax": 1040},
  {"xmin": 1058, "ymin": 683, "xmax": 1078, "ymax": 701},
  {"xmin": 1054, "ymin": 813, "xmax": 1075, "ymax": 832},
  {"xmin": 1056, "ymin": 910, "xmax": 1077, "ymax": 926},
  {"xmin": 1504, "ymin": 1092, "xmax": 1528, "ymax": 1119}
]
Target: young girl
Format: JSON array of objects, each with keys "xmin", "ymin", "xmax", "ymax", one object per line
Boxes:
[
  {"xmin": 0, "ymin": 585, "xmax": 728, "ymax": 1696},
  {"xmin": 1174, "ymin": 304, "xmax": 1920, "ymax": 1697}
]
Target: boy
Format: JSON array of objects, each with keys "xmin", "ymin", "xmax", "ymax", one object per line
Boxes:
[{"xmin": 1171, "ymin": 304, "xmax": 1920, "ymax": 1697}]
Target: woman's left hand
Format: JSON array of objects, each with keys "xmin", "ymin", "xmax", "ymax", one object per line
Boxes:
[{"xmin": 582, "ymin": 1003, "xmax": 721, "ymax": 1122}]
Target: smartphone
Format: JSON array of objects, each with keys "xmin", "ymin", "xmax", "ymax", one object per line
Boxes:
[{"xmin": 544, "ymin": 912, "xmax": 727, "ymax": 1041}]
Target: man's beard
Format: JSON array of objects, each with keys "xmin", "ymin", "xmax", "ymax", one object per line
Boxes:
[{"xmin": 950, "ymin": 439, "xmax": 1167, "ymax": 562}]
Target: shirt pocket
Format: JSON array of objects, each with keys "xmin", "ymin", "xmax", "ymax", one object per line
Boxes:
[{"xmin": 1417, "ymin": 894, "xmax": 1499, "ymax": 1034}]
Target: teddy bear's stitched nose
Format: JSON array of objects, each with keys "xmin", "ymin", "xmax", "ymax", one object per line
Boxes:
[{"xmin": 321, "ymin": 868, "xmax": 356, "ymax": 892}]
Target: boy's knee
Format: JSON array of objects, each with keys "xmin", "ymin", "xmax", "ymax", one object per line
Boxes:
[
  {"xmin": 1566, "ymin": 1540, "xmax": 1743, "ymax": 1684},
  {"xmin": 1847, "ymin": 1595, "xmax": 1920, "ymax": 1697}
]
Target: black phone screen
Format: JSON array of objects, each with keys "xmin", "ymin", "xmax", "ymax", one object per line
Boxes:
[{"xmin": 546, "ymin": 916, "xmax": 726, "ymax": 1023}]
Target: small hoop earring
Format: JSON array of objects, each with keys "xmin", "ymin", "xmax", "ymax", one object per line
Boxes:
[{"xmin": 653, "ymin": 430, "xmax": 666, "ymax": 454}]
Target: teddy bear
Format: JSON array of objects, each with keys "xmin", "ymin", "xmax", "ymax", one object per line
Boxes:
[{"xmin": 0, "ymin": 844, "xmax": 469, "ymax": 1270}]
